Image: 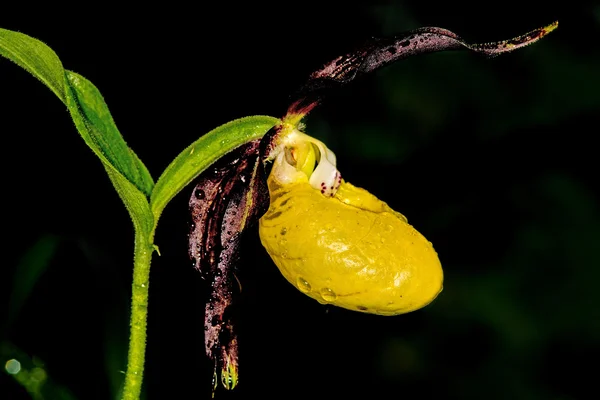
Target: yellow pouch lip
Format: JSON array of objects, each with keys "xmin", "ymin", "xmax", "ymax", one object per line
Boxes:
[
  {"xmin": 260, "ymin": 124, "xmax": 443, "ymax": 316},
  {"xmin": 260, "ymin": 178, "xmax": 443, "ymax": 316}
]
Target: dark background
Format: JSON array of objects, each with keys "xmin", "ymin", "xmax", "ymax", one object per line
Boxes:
[{"xmin": 1, "ymin": 2, "xmax": 598, "ymax": 399}]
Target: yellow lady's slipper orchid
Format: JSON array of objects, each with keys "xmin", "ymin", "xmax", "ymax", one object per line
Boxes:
[
  {"xmin": 259, "ymin": 124, "xmax": 443, "ymax": 315},
  {"xmin": 183, "ymin": 21, "xmax": 556, "ymax": 393}
]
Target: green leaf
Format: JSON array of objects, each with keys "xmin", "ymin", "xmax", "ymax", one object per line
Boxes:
[
  {"xmin": 64, "ymin": 73, "xmax": 154, "ymax": 244},
  {"xmin": 0, "ymin": 28, "xmax": 67, "ymax": 103},
  {"xmin": 0, "ymin": 28, "xmax": 154, "ymax": 217},
  {"xmin": 150, "ymin": 115, "xmax": 279, "ymax": 221},
  {"xmin": 5, "ymin": 235, "xmax": 62, "ymax": 332},
  {"xmin": 66, "ymin": 71, "xmax": 154, "ymax": 198}
]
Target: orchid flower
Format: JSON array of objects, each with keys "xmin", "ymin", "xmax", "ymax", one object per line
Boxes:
[{"xmin": 187, "ymin": 22, "xmax": 558, "ymax": 396}]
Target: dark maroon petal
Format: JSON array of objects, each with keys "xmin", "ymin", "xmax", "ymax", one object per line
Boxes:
[
  {"xmin": 189, "ymin": 141, "xmax": 267, "ymax": 277},
  {"xmin": 289, "ymin": 21, "xmax": 558, "ymax": 116},
  {"xmin": 188, "ymin": 140, "xmax": 269, "ymax": 394}
]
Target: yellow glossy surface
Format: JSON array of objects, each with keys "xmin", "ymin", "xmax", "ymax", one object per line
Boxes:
[{"xmin": 259, "ymin": 174, "xmax": 443, "ymax": 315}]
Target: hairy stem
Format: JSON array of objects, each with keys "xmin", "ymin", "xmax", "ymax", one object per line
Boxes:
[{"xmin": 122, "ymin": 229, "xmax": 155, "ymax": 400}]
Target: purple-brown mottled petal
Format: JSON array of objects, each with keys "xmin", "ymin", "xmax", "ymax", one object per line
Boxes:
[
  {"xmin": 188, "ymin": 140, "xmax": 269, "ymax": 394},
  {"xmin": 288, "ymin": 21, "xmax": 558, "ymax": 117}
]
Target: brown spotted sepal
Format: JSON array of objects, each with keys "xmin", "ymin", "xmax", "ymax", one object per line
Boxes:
[
  {"xmin": 188, "ymin": 140, "xmax": 269, "ymax": 396},
  {"xmin": 288, "ymin": 21, "xmax": 558, "ymax": 116}
]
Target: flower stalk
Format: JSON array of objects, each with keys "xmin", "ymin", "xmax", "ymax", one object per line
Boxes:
[{"xmin": 122, "ymin": 229, "xmax": 155, "ymax": 400}]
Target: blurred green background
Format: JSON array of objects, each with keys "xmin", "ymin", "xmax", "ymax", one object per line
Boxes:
[{"xmin": 1, "ymin": 2, "xmax": 598, "ymax": 399}]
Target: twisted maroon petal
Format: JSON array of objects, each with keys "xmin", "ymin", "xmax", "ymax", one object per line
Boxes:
[
  {"xmin": 189, "ymin": 140, "xmax": 269, "ymax": 395},
  {"xmin": 289, "ymin": 21, "xmax": 558, "ymax": 116}
]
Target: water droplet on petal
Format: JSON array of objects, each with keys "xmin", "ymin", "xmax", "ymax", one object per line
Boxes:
[
  {"xmin": 385, "ymin": 224, "xmax": 394, "ymax": 233},
  {"xmin": 194, "ymin": 189, "xmax": 206, "ymax": 199},
  {"xmin": 278, "ymin": 238, "xmax": 288, "ymax": 246},
  {"xmin": 320, "ymin": 287, "xmax": 337, "ymax": 302},
  {"xmin": 296, "ymin": 277, "xmax": 311, "ymax": 293}
]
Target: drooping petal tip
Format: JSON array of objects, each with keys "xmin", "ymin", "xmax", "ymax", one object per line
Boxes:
[
  {"xmin": 286, "ymin": 21, "xmax": 559, "ymax": 111},
  {"xmin": 221, "ymin": 347, "xmax": 239, "ymax": 390},
  {"xmin": 468, "ymin": 20, "xmax": 558, "ymax": 57}
]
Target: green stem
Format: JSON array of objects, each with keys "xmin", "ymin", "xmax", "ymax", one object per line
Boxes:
[{"xmin": 122, "ymin": 228, "xmax": 155, "ymax": 400}]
